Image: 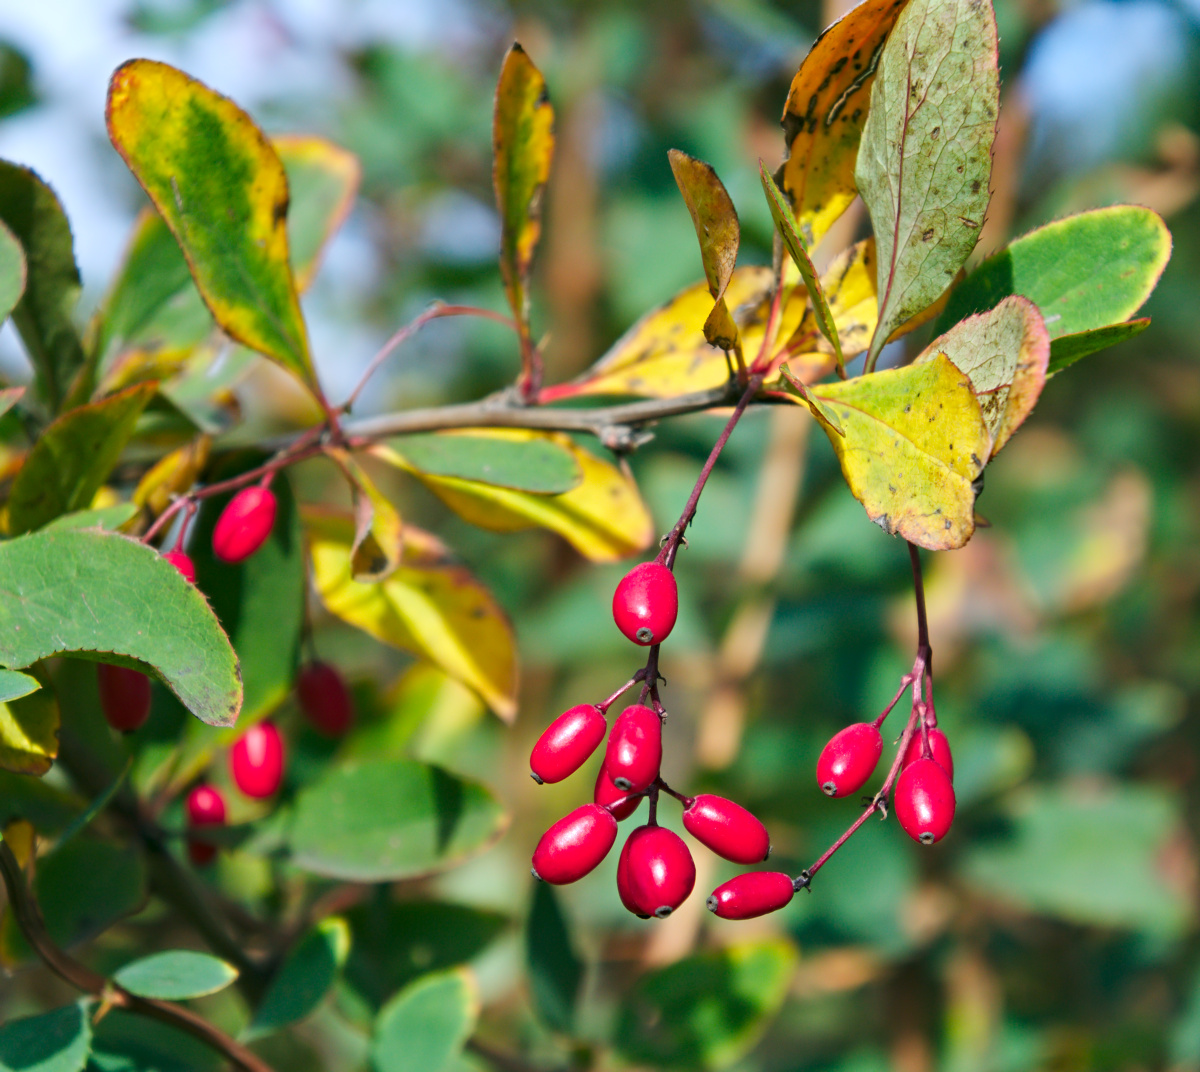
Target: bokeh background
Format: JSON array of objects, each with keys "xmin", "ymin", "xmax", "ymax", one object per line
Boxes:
[{"xmin": 2, "ymin": 0, "xmax": 1200, "ymax": 1069}]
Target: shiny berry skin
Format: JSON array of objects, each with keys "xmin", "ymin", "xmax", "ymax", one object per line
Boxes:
[
  {"xmin": 530, "ymin": 705, "xmax": 607, "ymax": 785},
  {"xmin": 185, "ymin": 784, "xmax": 226, "ymax": 866},
  {"xmin": 604, "ymin": 704, "xmax": 662, "ymax": 794},
  {"xmin": 162, "ymin": 550, "xmax": 196, "ymax": 584},
  {"xmin": 682, "ymin": 794, "xmax": 771, "ymax": 864},
  {"xmin": 900, "ymin": 727, "xmax": 954, "ymax": 780},
  {"xmin": 296, "ymin": 662, "xmax": 354, "ymax": 737},
  {"xmin": 594, "ymin": 762, "xmax": 643, "ymax": 821},
  {"xmin": 706, "ymin": 871, "xmax": 795, "ymax": 920},
  {"xmin": 621, "ymin": 825, "xmax": 696, "ymax": 918},
  {"xmin": 816, "ymin": 722, "xmax": 883, "ymax": 798},
  {"xmin": 230, "ymin": 721, "xmax": 285, "ymax": 799},
  {"xmin": 895, "ymin": 758, "xmax": 956, "ymax": 845},
  {"xmin": 616, "ymin": 839, "xmax": 650, "ymax": 918},
  {"xmin": 612, "ymin": 562, "xmax": 678, "ymax": 646},
  {"xmin": 531, "ymin": 803, "xmax": 618, "ymax": 885},
  {"xmin": 212, "ymin": 485, "xmax": 276, "ymax": 564},
  {"xmin": 97, "ymin": 663, "xmax": 152, "ymax": 733}
]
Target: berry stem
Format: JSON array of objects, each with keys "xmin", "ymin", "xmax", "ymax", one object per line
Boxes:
[
  {"xmin": 597, "ymin": 669, "xmax": 646, "ymax": 714},
  {"xmin": 656, "ymin": 778, "xmax": 694, "ymax": 808}
]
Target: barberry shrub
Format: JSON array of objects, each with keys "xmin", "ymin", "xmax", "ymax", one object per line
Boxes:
[{"xmin": 0, "ymin": 0, "xmax": 1173, "ymax": 1069}]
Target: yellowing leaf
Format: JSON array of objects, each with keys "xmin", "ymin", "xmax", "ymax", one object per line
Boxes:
[
  {"xmin": 133, "ymin": 435, "xmax": 211, "ymax": 517},
  {"xmin": 106, "ymin": 59, "xmax": 315, "ymax": 388},
  {"xmin": 810, "ymin": 353, "xmax": 989, "ymax": 549},
  {"xmin": 305, "ymin": 510, "xmax": 517, "ymax": 720},
  {"xmin": 493, "ymin": 44, "xmax": 554, "ymax": 352},
  {"xmin": 328, "ymin": 449, "xmax": 404, "ymax": 583},
  {"xmin": 917, "ymin": 295, "xmax": 1049, "ymax": 459},
  {"xmin": 779, "ymin": 0, "xmax": 910, "ymax": 247},
  {"xmin": 0, "ymin": 678, "xmax": 57, "ymax": 776},
  {"xmin": 373, "ymin": 430, "xmax": 653, "ymax": 562}
]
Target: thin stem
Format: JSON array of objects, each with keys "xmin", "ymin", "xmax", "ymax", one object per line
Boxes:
[
  {"xmin": 908, "ymin": 541, "xmax": 930, "ymax": 659},
  {"xmin": 647, "ymin": 785, "xmax": 660, "ymax": 826},
  {"xmin": 598, "ymin": 670, "xmax": 646, "ymax": 714},
  {"xmin": 656, "ymin": 779, "xmax": 693, "ymax": 808},
  {"xmin": 871, "ymin": 674, "xmax": 915, "ymax": 731}
]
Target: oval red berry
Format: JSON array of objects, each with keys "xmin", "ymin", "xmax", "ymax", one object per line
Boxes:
[
  {"xmin": 612, "ymin": 562, "xmax": 678, "ymax": 646},
  {"xmin": 530, "ymin": 704, "xmax": 606, "ymax": 784},
  {"xmin": 604, "ymin": 704, "xmax": 662, "ymax": 794},
  {"xmin": 531, "ymin": 803, "xmax": 618, "ymax": 885},
  {"xmin": 162, "ymin": 550, "xmax": 196, "ymax": 584},
  {"xmin": 185, "ymin": 784, "xmax": 226, "ymax": 867},
  {"xmin": 683, "ymin": 793, "xmax": 771, "ymax": 864},
  {"xmin": 297, "ymin": 662, "xmax": 355, "ymax": 737},
  {"xmin": 594, "ymin": 761, "xmax": 643, "ymax": 821},
  {"xmin": 895, "ymin": 758, "xmax": 956, "ymax": 844},
  {"xmin": 816, "ymin": 722, "xmax": 883, "ymax": 798},
  {"xmin": 622, "ymin": 825, "xmax": 696, "ymax": 918},
  {"xmin": 212, "ymin": 485, "xmax": 277, "ymax": 564},
  {"xmin": 230, "ymin": 721, "xmax": 285, "ymax": 799},
  {"xmin": 900, "ymin": 727, "xmax": 954, "ymax": 780},
  {"xmin": 97, "ymin": 663, "xmax": 152, "ymax": 733},
  {"xmin": 616, "ymin": 835, "xmax": 650, "ymax": 917},
  {"xmin": 706, "ymin": 871, "xmax": 795, "ymax": 920}
]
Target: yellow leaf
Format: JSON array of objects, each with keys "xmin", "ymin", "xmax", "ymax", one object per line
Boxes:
[
  {"xmin": 305, "ymin": 510, "xmax": 517, "ymax": 721},
  {"xmin": 810, "ymin": 353, "xmax": 989, "ymax": 549},
  {"xmin": 372, "ymin": 430, "xmax": 653, "ymax": 562},
  {"xmin": 133, "ymin": 435, "xmax": 211, "ymax": 517},
  {"xmin": 0, "ymin": 680, "xmax": 58, "ymax": 776},
  {"xmin": 327, "ymin": 449, "xmax": 404, "ymax": 583}
]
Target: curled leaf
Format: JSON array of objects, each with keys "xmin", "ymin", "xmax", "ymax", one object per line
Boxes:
[{"xmin": 328, "ymin": 449, "xmax": 404, "ymax": 583}]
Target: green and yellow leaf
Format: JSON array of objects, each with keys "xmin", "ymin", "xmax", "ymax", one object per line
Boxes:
[
  {"xmin": 132, "ymin": 434, "xmax": 211, "ymax": 517},
  {"xmin": 0, "ymin": 676, "xmax": 57, "ymax": 776},
  {"xmin": 328, "ymin": 448, "xmax": 405, "ymax": 583}
]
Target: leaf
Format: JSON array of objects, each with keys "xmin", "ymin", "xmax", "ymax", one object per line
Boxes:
[
  {"xmin": 668, "ymin": 149, "xmax": 741, "ymax": 353},
  {"xmin": 244, "ymin": 917, "xmax": 351, "ymax": 1040},
  {"xmin": 7, "ymin": 383, "xmax": 156, "ymax": 535},
  {"xmin": 114, "ymin": 951, "xmax": 238, "ymax": 1001},
  {"xmin": 760, "ymin": 162, "xmax": 844, "ymax": 375},
  {"xmin": 935, "ymin": 205, "xmax": 1171, "ymax": 345},
  {"xmin": 106, "ymin": 60, "xmax": 315, "ymax": 388},
  {"xmin": 375, "ymin": 434, "xmax": 653, "ymax": 563},
  {"xmin": 287, "ymin": 758, "xmax": 508, "ymax": 882},
  {"xmin": 328, "ymin": 449, "xmax": 405, "ymax": 583},
  {"xmin": 0, "ymin": 668, "xmax": 39, "ymax": 703},
  {"xmin": 0, "ymin": 529, "xmax": 241, "ymax": 726},
  {"xmin": 0, "ymin": 770, "xmax": 81, "ymax": 833},
  {"xmin": 42, "ymin": 504, "xmax": 140, "ymax": 533},
  {"xmin": 384, "ymin": 430, "xmax": 581, "ymax": 494},
  {"xmin": 916, "ymin": 295, "xmax": 1049, "ymax": 458},
  {"xmin": 87, "ymin": 1010, "xmax": 220, "ymax": 1072},
  {"xmin": 615, "ymin": 939, "xmax": 797, "ymax": 1070},
  {"xmin": 307, "ymin": 509, "xmax": 517, "ymax": 719},
  {"xmin": 526, "ymin": 881, "xmax": 583, "ymax": 1034},
  {"xmin": 784, "ymin": 237, "xmax": 877, "ymax": 360},
  {"xmin": 778, "ymin": 364, "xmax": 844, "ymax": 440},
  {"xmin": 856, "ymin": 0, "xmax": 998, "ymax": 369},
  {"xmin": 1047, "ymin": 319, "xmax": 1150, "ymax": 375},
  {"xmin": 0, "ymin": 1001, "xmax": 92, "ymax": 1072},
  {"xmin": 0, "ymin": 162, "xmax": 85, "ymax": 411},
  {"xmin": 0, "ymin": 217, "xmax": 25, "ymax": 324},
  {"xmin": 779, "ymin": 0, "xmax": 910, "ymax": 247},
  {"xmin": 0, "ymin": 677, "xmax": 58, "ymax": 776},
  {"xmin": 493, "ymin": 44, "xmax": 554, "ymax": 348},
  {"xmin": 48, "ymin": 757, "xmax": 131, "ymax": 856},
  {"xmin": 372, "ymin": 969, "xmax": 479, "ymax": 1072},
  {"xmin": 808, "ymin": 353, "xmax": 989, "ymax": 549},
  {"xmin": 132, "ymin": 436, "xmax": 210, "ymax": 517}
]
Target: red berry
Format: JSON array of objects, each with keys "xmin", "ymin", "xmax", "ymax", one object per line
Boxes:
[
  {"xmin": 682, "ymin": 794, "xmax": 771, "ymax": 864},
  {"xmin": 162, "ymin": 550, "xmax": 196, "ymax": 584},
  {"xmin": 612, "ymin": 562, "xmax": 678, "ymax": 646},
  {"xmin": 185, "ymin": 784, "xmax": 226, "ymax": 866},
  {"xmin": 531, "ymin": 803, "xmax": 618, "ymax": 885},
  {"xmin": 616, "ymin": 838, "xmax": 650, "ymax": 918},
  {"xmin": 894, "ymin": 758, "xmax": 956, "ymax": 845},
  {"xmin": 816, "ymin": 722, "xmax": 883, "ymax": 798},
  {"xmin": 621, "ymin": 825, "xmax": 696, "ymax": 918},
  {"xmin": 230, "ymin": 721, "xmax": 285, "ymax": 799},
  {"xmin": 604, "ymin": 704, "xmax": 662, "ymax": 794},
  {"xmin": 706, "ymin": 871, "xmax": 795, "ymax": 920},
  {"xmin": 212, "ymin": 485, "xmax": 276, "ymax": 564},
  {"xmin": 530, "ymin": 705, "xmax": 607, "ymax": 784},
  {"xmin": 296, "ymin": 662, "xmax": 354, "ymax": 737},
  {"xmin": 594, "ymin": 762, "xmax": 643, "ymax": 821},
  {"xmin": 97, "ymin": 663, "xmax": 152, "ymax": 733},
  {"xmin": 900, "ymin": 727, "xmax": 954, "ymax": 780}
]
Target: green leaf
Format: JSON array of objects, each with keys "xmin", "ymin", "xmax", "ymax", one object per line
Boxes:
[
  {"xmin": 49, "ymin": 758, "xmax": 131, "ymax": 855},
  {"xmin": 372, "ymin": 969, "xmax": 479, "ymax": 1072},
  {"xmin": 1046, "ymin": 319, "xmax": 1150, "ymax": 375},
  {"xmin": 42, "ymin": 503, "xmax": 140, "ymax": 533},
  {"xmin": 0, "ymin": 668, "xmax": 39, "ymax": 703},
  {"xmin": 935, "ymin": 206, "xmax": 1171, "ymax": 347},
  {"xmin": 114, "ymin": 951, "xmax": 238, "ymax": 1001},
  {"xmin": 244, "ymin": 917, "xmax": 351, "ymax": 1040},
  {"xmin": 0, "ymin": 671, "xmax": 58, "ymax": 775},
  {"xmin": 386, "ymin": 430, "xmax": 581, "ymax": 494},
  {"xmin": 287, "ymin": 758, "xmax": 508, "ymax": 882},
  {"xmin": 856, "ymin": 0, "xmax": 998, "ymax": 368},
  {"xmin": 275, "ymin": 135, "xmax": 360, "ymax": 291},
  {"xmin": 106, "ymin": 60, "xmax": 315, "ymax": 388},
  {"xmin": 615, "ymin": 939, "xmax": 797, "ymax": 1070},
  {"xmin": 7, "ymin": 383, "xmax": 155, "ymax": 534},
  {"xmin": 0, "ymin": 770, "xmax": 81, "ymax": 833},
  {"xmin": 0, "ymin": 162, "xmax": 85, "ymax": 412},
  {"xmin": 0, "ymin": 217, "xmax": 25, "ymax": 324},
  {"xmin": 0, "ymin": 529, "xmax": 241, "ymax": 726},
  {"xmin": 526, "ymin": 881, "xmax": 583, "ymax": 1033},
  {"xmin": 87, "ymin": 1010, "xmax": 220, "ymax": 1072},
  {"xmin": 0, "ymin": 1001, "xmax": 92, "ymax": 1072}
]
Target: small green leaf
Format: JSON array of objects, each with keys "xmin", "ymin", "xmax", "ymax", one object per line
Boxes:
[
  {"xmin": 372, "ymin": 969, "xmax": 479, "ymax": 1072},
  {"xmin": 615, "ymin": 939, "xmax": 797, "ymax": 1070},
  {"xmin": 287, "ymin": 758, "xmax": 508, "ymax": 882},
  {"xmin": 526, "ymin": 881, "xmax": 583, "ymax": 1033},
  {"xmin": 42, "ymin": 503, "xmax": 140, "ymax": 533},
  {"xmin": 0, "ymin": 217, "xmax": 25, "ymax": 324},
  {"xmin": 856, "ymin": 0, "xmax": 998, "ymax": 368},
  {"xmin": 7, "ymin": 382, "xmax": 155, "ymax": 534},
  {"xmin": 114, "ymin": 950, "xmax": 238, "ymax": 1001},
  {"xmin": 0, "ymin": 668, "xmax": 40, "ymax": 703},
  {"xmin": 0, "ymin": 1001, "xmax": 92, "ymax": 1072},
  {"xmin": 0, "ymin": 529, "xmax": 241, "ymax": 726},
  {"xmin": 244, "ymin": 917, "xmax": 351, "ymax": 1040},
  {"xmin": 1047, "ymin": 319, "xmax": 1150, "ymax": 375},
  {"xmin": 0, "ymin": 673, "xmax": 58, "ymax": 775},
  {"xmin": 385, "ymin": 430, "xmax": 581, "ymax": 494}
]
